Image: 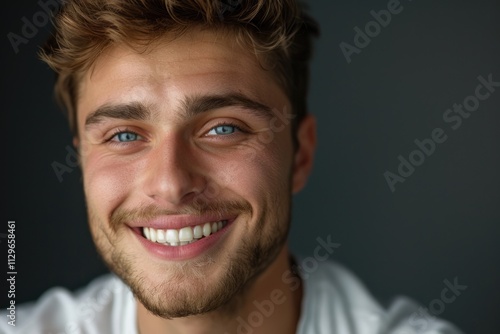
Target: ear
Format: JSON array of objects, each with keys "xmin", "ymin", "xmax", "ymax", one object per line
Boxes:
[
  {"xmin": 291, "ymin": 114, "xmax": 317, "ymax": 194},
  {"xmin": 72, "ymin": 137, "xmax": 79, "ymax": 150},
  {"xmin": 72, "ymin": 136, "xmax": 83, "ymax": 167}
]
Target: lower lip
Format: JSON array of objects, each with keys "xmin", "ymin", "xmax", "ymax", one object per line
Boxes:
[{"xmin": 131, "ymin": 220, "xmax": 234, "ymax": 261}]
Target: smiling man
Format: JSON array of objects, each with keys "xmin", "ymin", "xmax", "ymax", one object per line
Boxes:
[
  {"xmin": 78, "ymin": 27, "xmax": 308, "ymax": 332},
  {"xmin": 1, "ymin": 1, "xmax": 465, "ymax": 333}
]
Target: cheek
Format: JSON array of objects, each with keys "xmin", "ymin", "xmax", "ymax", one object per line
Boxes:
[
  {"xmin": 214, "ymin": 133, "xmax": 293, "ymax": 206},
  {"xmin": 82, "ymin": 152, "xmax": 140, "ymax": 217}
]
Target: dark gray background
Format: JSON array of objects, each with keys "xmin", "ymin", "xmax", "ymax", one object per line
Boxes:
[{"xmin": 3, "ymin": 0, "xmax": 500, "ymax": 333}]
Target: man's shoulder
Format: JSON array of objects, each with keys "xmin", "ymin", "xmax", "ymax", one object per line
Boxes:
[
  {"xmin": 0, "ymin": 262, "xmax": 464, "ymax": 334},
  {"xmin": 0, "ymin": 274, "xmax": 136, "ymax": 334},
  {"xmin": 298, "ymin": 259, "xmax": 464, "ymax": 334}
]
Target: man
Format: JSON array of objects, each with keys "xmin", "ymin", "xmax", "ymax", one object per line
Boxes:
[{"xmin": 2, "ymin": 0, "xmax": 463, "ymax": 333}]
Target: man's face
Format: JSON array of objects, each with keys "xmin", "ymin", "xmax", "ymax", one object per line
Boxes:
[{"xmin": 76, "ymin": 29, "xmax": 312, "ymax": 318}]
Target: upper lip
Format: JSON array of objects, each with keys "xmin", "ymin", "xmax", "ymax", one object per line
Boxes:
[{"xmin": 127, "ymin": 213, "xmax": 237, "ymax": 230}]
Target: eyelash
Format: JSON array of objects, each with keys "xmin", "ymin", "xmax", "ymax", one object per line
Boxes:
[
  {"xmin": 102, "ymin": 121, "xmax": 246, "ymax": 146},
  {"xmin": 104, "ymin": 127, "xmax": 141, "ymax": 145},
  {"xmin": 206, "ymin": 121, "xmax": 246, "ymax": 135}
]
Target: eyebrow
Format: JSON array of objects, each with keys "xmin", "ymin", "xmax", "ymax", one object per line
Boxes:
[
  {"xmin": 84, "ymin": 93, "xmax": 275, "ymax": 129},
  {"xmin": 181, "ymin": 93, "xmax": 275, "ymax": 120},
  {"xmin": 85, "ymin": 102, "xmax": 151, "ymax": 127}
]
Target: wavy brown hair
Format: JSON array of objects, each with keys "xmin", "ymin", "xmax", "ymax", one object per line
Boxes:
[{"xmin": 40, "ymin": 0, "xmax": 319, "ymax": 137}]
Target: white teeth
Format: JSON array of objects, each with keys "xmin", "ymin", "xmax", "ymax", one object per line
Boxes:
[
  {"xmin": 156, "ymin": 229, "xmax": 166, "ymax": 243},
  {"xmin": 166, "ymin": 229, "xmax": 179, "ymax": 243},
  {"xmin": 193, "ymin": 225, "xmax": 203, "ymax": 239},
  {"xmin": 150, "ymin": 228, "xmax": 157, "ymax": 242},
  {"xmin": 203, "ymin": 223, "xmax": 211, "ymax": 237},
  {"xmin": 179, "ymin": 227, "xmax": 194, "ymax": 242},
  {"xmin": 143, "ymin": 220, "xmax": 228, "ymax": 246}
]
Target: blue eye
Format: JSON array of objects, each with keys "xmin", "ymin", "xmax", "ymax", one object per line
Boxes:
[
  {"xmin": 113, "ymin": 132, "xmax": 141, "ymax": 142},
  {"xmin": 207, "ymin": 124, "xmax": 238, "ymax": 136}
]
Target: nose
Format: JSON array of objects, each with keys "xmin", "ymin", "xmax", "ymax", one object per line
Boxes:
[{"xmin": 141, "ymin": 135, "xmax": 206, "ymax": 206}]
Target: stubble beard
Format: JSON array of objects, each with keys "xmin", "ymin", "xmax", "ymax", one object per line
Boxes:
[{"xmin": 87, "ymin": 195, "xmax": 291, "ymax": 319}]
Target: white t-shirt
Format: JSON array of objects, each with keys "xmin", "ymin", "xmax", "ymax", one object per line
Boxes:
[{"xmin": 1, "ymin": 261, "xmax": 463, "ymax": 334}]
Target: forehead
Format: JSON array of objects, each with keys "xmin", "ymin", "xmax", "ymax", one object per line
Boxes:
[{"xmin": 77, "ymin": 28, "xmax": 287, "ymax": 122}]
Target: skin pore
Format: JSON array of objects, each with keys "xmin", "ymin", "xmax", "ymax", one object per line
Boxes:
[{"xmin": 75, "ymin": 27, "xmax": 316, "ymax": 334}]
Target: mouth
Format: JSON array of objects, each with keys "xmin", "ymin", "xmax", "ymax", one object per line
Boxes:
[{"xmin": 142, "ymin": 220, "xmax": 228, "ymax": 246}]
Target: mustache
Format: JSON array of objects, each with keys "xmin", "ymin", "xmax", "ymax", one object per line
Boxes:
[{"xmin": 110, "ymin": 199, "xmax": 253, "ymax": 230}]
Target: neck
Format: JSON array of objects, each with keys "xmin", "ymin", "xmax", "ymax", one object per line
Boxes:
[{"xmin": 136, "ymin": 245, "xmax": 303, "ymax": 334}]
